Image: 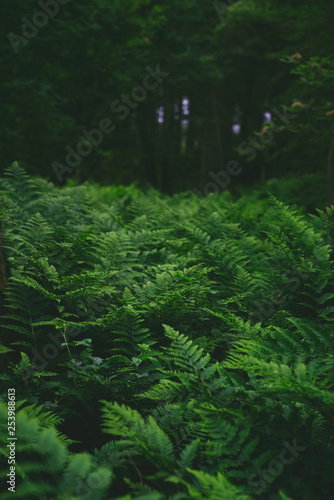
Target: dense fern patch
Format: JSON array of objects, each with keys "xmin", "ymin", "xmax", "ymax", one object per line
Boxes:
[{"xmin": 1, "ymin": 164, "xmax": 334, "ymax": 499}]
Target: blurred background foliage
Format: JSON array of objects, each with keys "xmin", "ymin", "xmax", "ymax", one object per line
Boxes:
[{"xmin": 1, "ymin": 0, "xmax": 334, "ymax": 202}]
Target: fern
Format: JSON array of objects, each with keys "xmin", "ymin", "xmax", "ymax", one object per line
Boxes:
[
  {"xmin": 0, "ymin": 402, "xmax": 112, "ymax": 499},
  {"xmin": 1, "ymin": 165, "xmax": 334, "ymax": 499}
]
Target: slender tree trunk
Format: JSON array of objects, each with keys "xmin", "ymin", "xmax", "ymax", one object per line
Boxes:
[
  {"xmin": 200, "ymin": 90, "xmax": 213, "ymax": 186},
  {"xmin": 137, "ymin": 102, "xmax": 157, "ymax": 188},
  {"xmin": 160, "ymin": 97, "xmax": 173, "ymax": 193},
  {"xmin": 172, "ymin": 97, "xmax": 182, "ymax": 190},
  {"xmin": 261, "ymin": 164, "xmax": 266, "ymax": 182},
  {"xmin": 183, "ymin": 96, "xmax": 199, "ymax": 188},
  {"xmin": 212, "ymin": 87, "xmax": 224, "ymax": 170},
  {"xmin": 326, "ymin": 124, "xmax": 334, "ymax": 206}
]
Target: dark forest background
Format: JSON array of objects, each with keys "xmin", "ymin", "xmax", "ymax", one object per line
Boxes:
[{"xmin": 1, "ymin": 0, "xmax": 334, "ymax": 200}]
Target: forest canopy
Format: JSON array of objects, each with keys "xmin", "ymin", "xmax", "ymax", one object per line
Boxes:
[{"xmin": 1, "ymin": 0, "xmax": 334, "ymax": 199}]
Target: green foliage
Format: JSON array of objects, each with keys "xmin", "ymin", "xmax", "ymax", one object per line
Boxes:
[
  {"xmin": 0, "ymin": 402, "xmax": 112, "ymax": 499},
  {"xmin": 2, "ymin": 0, "xmax": 334, "ymax": 193},
  {"xmin": 1, "ymin": 165, "xmax": 334, "ymax": 498}
]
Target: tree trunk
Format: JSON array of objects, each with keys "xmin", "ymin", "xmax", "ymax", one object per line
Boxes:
[
  {"xmin": 160, "ymin": 97, "xmax": 173, "ymax": 193},
  {"xmin": 137, "ymin": 101, "xmax": 158, "ymax": 188},
  {"xmin": 212, "ymin": 87, "xmax": 224, "ymax": 171}
]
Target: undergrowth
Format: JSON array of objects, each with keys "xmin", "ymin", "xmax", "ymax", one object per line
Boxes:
[{"xmin": 0, "ymin": 163, "xmax": 334, "ymax": 499}]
